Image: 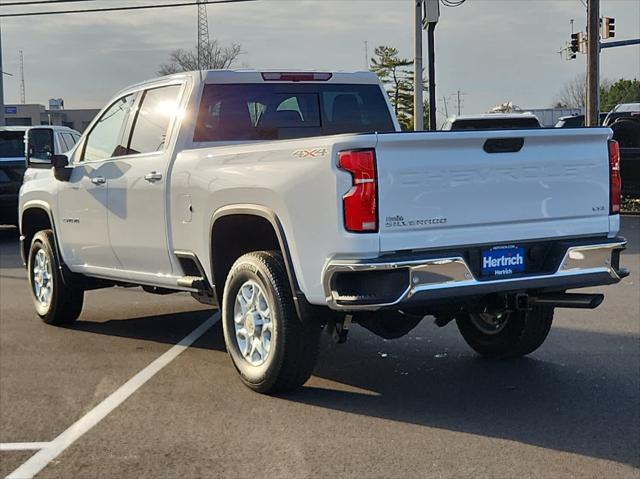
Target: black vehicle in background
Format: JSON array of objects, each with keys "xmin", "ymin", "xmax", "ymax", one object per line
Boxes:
[
  {"xmin": 554, "ymin": 113, "xmax": 608, "ymax": 128},
  {"xmin": 0, "ymin": 129, "xmax": 29, "ymax": 226},
  {"xmin": 0, "ymin": 126, "xmax": 81, "ymax": 226},
  {"xmin": 605, "ymin": 103, "xmax": 640, "ymax": 198}
]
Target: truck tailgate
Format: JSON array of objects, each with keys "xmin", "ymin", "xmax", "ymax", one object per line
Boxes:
[{"xmin": 375, "ymin": 128, "xmax": 613, "ymax": 252}]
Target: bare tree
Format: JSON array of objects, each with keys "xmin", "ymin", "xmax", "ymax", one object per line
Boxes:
[
  {"xmin": 555, "ymin": 75, "xmax": 587, "ymax": 108},
  {"xmin": 555, "ymin": 74, "xmax": 612, "ymax": 108},
  {"xmin": 158, "ymin": 40, "xmax": 242, "ymax": 75}
]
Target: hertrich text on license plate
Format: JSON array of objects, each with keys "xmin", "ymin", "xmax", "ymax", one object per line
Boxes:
[{"xmin": 481, "ymin": 245, "xmax": 526, "ymax": 277}]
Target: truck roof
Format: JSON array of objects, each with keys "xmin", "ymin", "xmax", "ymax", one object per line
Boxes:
[
  {"xmin": 0, "ymin": 125, "xmax": 79, "ymax": 133},
  {"xmin": 120, "ymin": 70, "xmax": 382, "ymax": 94}
]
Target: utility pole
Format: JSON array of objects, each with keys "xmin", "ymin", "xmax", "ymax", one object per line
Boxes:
[
  {"xmin": 19, "ymin": 50, "xmax": 25, "ymax": 104},
  {"xmin": 442, "ymin": 95, "xmax": 448, "ymax": 118},
  {"xmin": 0, "ymin": 22, "xmax": 5, "ymax": 127},
  {"xmin": 456, "ymin": 90, "xmax": 461, "ymax": 115},
  {"xmin": 586, "ymin": 0, "xmax": 600, "ymax": 126},
  {"xmin": 196, "ymin": 0, "xmax": 210, "ymax": 70},
  {"xmin": 424, "ymin": 0, "xmax": 439, "ymax": 131},
  {"xmin": 426, "ymin": 24, "xmax": 437, "ymax": 129},
  {"xmin": 414, "ymin": 1, "xmax": 424, "ymax": 131}
]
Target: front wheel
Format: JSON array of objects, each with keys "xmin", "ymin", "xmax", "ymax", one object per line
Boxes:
[
  {"xmin": 221, "ymin": 251, "xmax": 321, "ymax": 394},
  {"xmin": 28, "ymin": 230, "xmax": 84, "ymax": 325},
  {"xmin": 456, "ymin": 306, "xmax": 554, "ymax": 359}
]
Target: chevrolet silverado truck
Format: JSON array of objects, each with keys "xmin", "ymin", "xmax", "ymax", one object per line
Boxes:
[{"xmin": 19, "ymin": 70, "xmax": 628, "ymax": 393}]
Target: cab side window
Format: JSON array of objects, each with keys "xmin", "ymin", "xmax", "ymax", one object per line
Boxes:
[
  {"xmin": 63, "ymin": 133, "xmax": 78, "ymax": 149},
  {"xmin": 128, "ymin": 85, "xmax": 181, "ymax": 155},
  {"xmin": 82, "ymin": 94, "xmax": 136, "ymax": 162},
  {"xmin": 58, "ymin": 133, "xmax": 76, "ymax": 152}
]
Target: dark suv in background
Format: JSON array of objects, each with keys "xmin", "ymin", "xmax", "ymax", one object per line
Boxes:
[
  {"xmin": 605, "ymin": 103, "xmax": 640, "ymax": 197},
  {"xmin": 0, "ymin": 126, "xmax": 80, "ymax": 226}
]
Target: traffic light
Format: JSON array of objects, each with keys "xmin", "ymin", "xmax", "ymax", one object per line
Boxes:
[
  {"xmin": 570, "ymin": 32, "xmax": 582, "ymax": 53},
  {"xmin": 603, "ymin": 17, "xmax": 616, "ymax": 39}
]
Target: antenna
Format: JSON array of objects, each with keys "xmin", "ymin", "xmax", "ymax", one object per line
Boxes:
[
  {"xmin": 196, "ymin": 0, "xmax": 211, "ymax": 70},
  {"xmin": 19, "ymin": 50, "xmax": 25, "ymax": 104},
  {"xmin": 364, "ymin": 40, "xmax": 369, "ymax": 69}
]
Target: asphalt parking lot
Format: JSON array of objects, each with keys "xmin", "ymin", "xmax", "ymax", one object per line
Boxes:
[{"xmin": 1, "ymin": 218, "xmax": 639, "ymax": 479}]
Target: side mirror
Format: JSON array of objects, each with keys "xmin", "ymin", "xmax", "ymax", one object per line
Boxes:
[
  {"xmin": 25, "ymin": 128, "xmax": 55, "ymax": 168},
  {"xmin": 52, "ymin": 154, "xmax": 71, "ymax": 182},
  {"xmin": 25, "ymin": 128, "xmax": 72, "ymax": 181}
]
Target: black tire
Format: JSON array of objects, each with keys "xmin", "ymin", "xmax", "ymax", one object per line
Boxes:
[
  {"xmin": 221, "ymin": 251, "xmax": 321, "ymax": 394},
  {"xmin": 455, "ymin": 306, "xmax": 554, "ymax": 359},
  {"xmin": 28, "ymin": 230, "xmax": 84, "ymax": 325}
]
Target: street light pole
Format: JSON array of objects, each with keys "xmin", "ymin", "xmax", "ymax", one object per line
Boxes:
[
  {"xmin": 586, "ymin": 0, "xmax": 600, "ymax": 126},
  {"xmin": 414, "ymin": 0, "xmax": 424, "ymax": 131}
]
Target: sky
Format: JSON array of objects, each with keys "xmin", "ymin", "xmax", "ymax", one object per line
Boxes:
[{"xmin": 1, "ymin": 0, "xmax": 639, "ymax": 121}]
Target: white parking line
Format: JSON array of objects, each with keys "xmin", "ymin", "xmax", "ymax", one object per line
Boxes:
[
  {"xmin": 6, "ymin": 312, "xmax": 220, "ymax": 479},
  {"xmin": 0, "ymin": 443, "xmax": 50, "ymax": 452}
]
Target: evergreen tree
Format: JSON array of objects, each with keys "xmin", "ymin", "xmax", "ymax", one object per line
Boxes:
[
  {"xmin": 600, "ymin": 79, "xmax": 640, "ymax": 112},
  {"xmin": 370, "ymin": 45, "xmax": 429, "ymax": 130}
]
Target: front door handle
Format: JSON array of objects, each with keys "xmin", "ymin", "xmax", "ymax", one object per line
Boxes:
[
  {"xmin": 144, "ymin": 171, "xmax": 163, "ymax": 183},
  {"xmin": 91, "ymin": 176, "xmax": 106, "ymax": 185}
]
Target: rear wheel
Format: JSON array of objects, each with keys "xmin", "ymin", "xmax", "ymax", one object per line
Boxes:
[
  {"xmin": 28, "ymin": 230, "xmax": 84, "ymax": 325},
  {"xmin": 221, "ymin": 251, "xmax": 321, "ymax": 394},
  {"xmin": 456, "ymin": 306, "xmax": 554, "ymax": 359}
]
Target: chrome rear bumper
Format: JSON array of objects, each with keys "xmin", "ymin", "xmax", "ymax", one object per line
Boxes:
[{"xmin": 323, "ymin": 239, "xmax": 627, "ymax": 311}]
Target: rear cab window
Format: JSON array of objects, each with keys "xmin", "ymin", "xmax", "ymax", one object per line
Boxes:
[
  {"xmin": 194, "ymin": 83, "xmax": 395, "ymax": 142},
  {"xmin": 58, "ymin": 132, "xmax": 78, "ymax": 152},
  {"xmin": 450, "ymin": 118, "xmax": 541, "ymax": 130}
]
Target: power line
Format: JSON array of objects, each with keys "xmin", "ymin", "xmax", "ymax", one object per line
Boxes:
[
  {"xmin": 1, "ymin": 0, "xmax": 190, "ymax": 5},
  {"xmin": 0, "ymin": 0, "xmax": 255, "ymax": 18},
  {"xmin": 1, "ymin": 0, "xmax": 102, "ymax": 6}
]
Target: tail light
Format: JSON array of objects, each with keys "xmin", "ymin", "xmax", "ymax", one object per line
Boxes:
[
  {"xmin": 608, "ymin": 140, "xmax": 621, "ymax": 214},
  {"xmin": 338, "ymin": 149, "xmax": 378, "ymax": 232}
]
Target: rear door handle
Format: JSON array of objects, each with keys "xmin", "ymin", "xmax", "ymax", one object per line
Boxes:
[
  {"xmin": 144, "ymin": 171, "xmax": 163, "ymax": 183},
  {"xmin": 91, "ymin": 176, "xmax": 106, "ymax": 185}
]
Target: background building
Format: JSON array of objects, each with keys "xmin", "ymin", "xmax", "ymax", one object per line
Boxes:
[{"xmin": 3, "ymin": 99, "xmax": 98, "ymax": 132}]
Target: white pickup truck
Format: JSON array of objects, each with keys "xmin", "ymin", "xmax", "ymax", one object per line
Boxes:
[{"xmin": 19, "ymin": 70, "xmax": 628, "ymax": 393}]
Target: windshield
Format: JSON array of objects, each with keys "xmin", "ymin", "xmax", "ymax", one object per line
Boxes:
[
  {"xmin": 0, "ymin": 130, "xmax": 26, "ymax": 158},
  {"xmin": 194, "ymin": 83, "xmax": 395, "ymax": 142}
]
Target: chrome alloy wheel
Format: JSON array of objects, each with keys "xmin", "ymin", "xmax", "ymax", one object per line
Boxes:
[
  {"xmin": 233, "ymin": 280, "xmax": 273, "ymax": 366},
  {"xmin": 469, "ymin": 311, "xmax": 510, "ymax": 335},
  {"xmin": 32, "ymin": 248, "xmax": 53, "ymax": 309}
]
